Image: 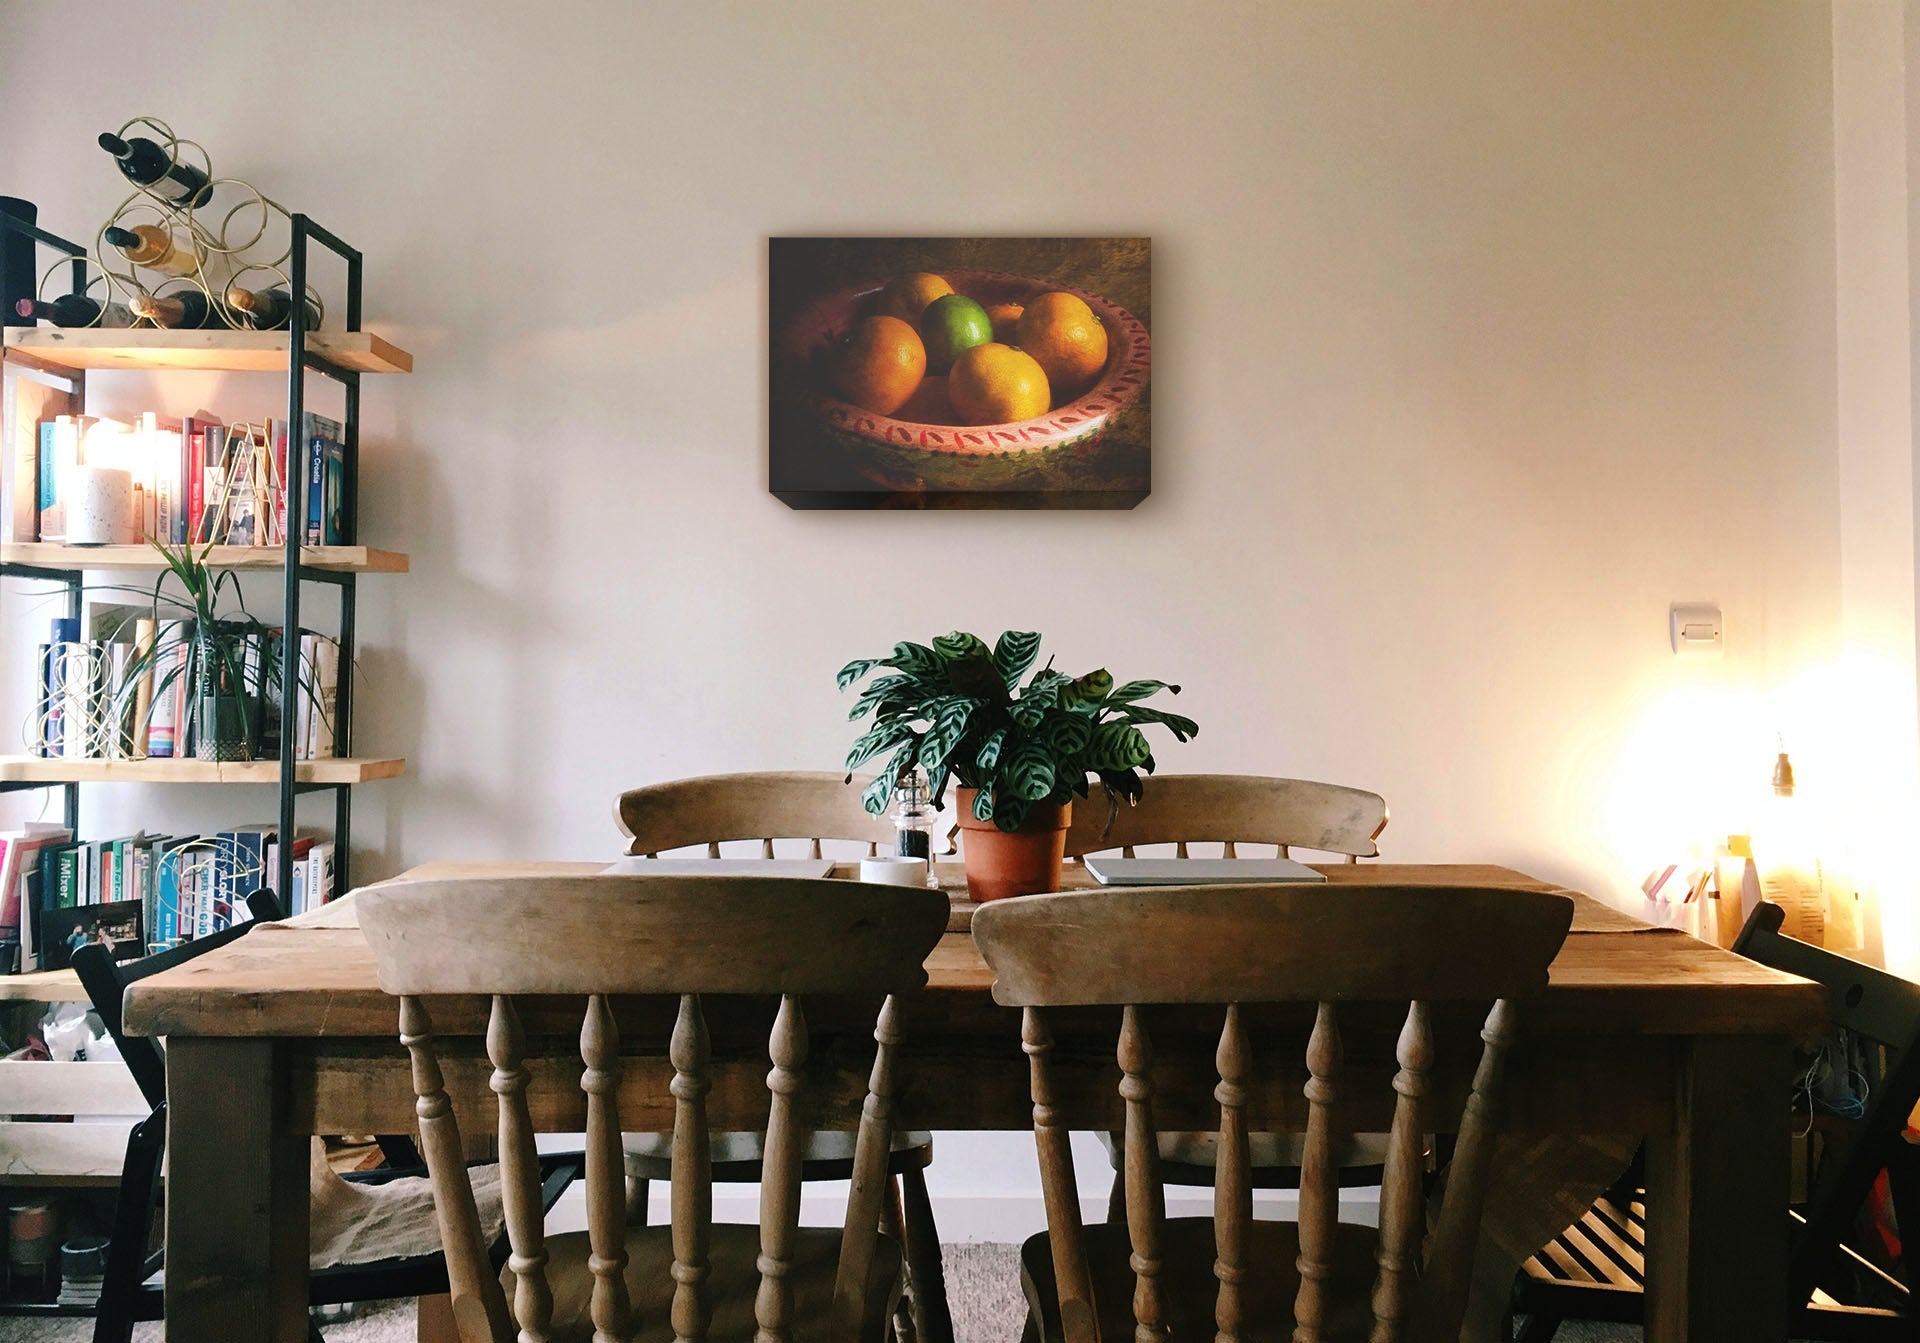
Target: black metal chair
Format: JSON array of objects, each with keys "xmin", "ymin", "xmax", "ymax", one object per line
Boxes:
[
  {"xmin": 1512, "ymin": 901, "xmax": 1920, "ymax": 1340},
  {"xmin": 72, "ymin": 889, "xmax": 580, "ymax": 1343}
]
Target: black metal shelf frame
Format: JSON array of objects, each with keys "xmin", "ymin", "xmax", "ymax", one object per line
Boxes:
[{"xmin": 0, "ymin": 211, "xmax": 374, "ymax": 907}]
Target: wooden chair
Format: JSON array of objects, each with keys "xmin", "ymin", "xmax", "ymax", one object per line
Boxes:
[
  {"xmin": 1063, "ymin": 773, "xmax": 1388, "ymax": 862},
  {"xmin": 1064, "ymin": 773, "xmax": 1391, "ymax": 1217},
  {"xmin": 360, "ymin": 873, "xmax": 948, "ymax": 1343},
  {"xmin": 615, "ymin": 770, "xmax": 952, "ymax": 1341},
  {"xmin": 973, "ymin": 883, "xmax": 1574, "ymax": 1343},
  {"xmin": 71, "ymin": 890, "xmax": 578, "ymax": 1343},
  {"xmin": 1512, "ymin": 900, "xmax": 1920, "ymax": 1340}
]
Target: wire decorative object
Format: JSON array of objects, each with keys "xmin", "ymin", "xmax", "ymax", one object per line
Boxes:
[{"xmin": 33, "ymin": 115, "xmax": 324, "ymax": 332}]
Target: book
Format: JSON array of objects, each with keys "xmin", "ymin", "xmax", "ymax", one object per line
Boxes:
[
  {"xmin": 2, "ymin": 360, "xmax": 69, "ymax": 542},
  {"xmin": 0, "ymin": 825, "xmax": 70, "ymax": 953},
  {"xmin": 307, "ymin": 840, "xmax": 335, "ymax": 908},
  {"xmin": 145, "ymin": 620, "xmax": 191, "ymax": 758}
]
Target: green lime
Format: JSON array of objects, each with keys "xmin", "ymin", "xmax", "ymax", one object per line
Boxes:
[{"xmin": 918, "ymin": 294, "xmax": 993, "ymax": 374}]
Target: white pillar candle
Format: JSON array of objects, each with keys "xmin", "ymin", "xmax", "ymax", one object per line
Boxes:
[{"xmin": 66, "ymin": 465, "xmax": 137, "ymax": 545}]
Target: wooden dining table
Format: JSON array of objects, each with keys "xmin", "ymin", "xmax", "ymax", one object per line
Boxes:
[{"xmin": 121, "ymin": 860, "xmax": 1825, "ymax": 1342}]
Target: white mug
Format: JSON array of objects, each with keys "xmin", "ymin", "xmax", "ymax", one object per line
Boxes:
[{"xmin": 860, "ymin": 855, "xmax": 928, "ymax": 888}]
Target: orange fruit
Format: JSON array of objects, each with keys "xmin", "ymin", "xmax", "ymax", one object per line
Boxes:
[
  {"xmin": 894, "ymin": 375, "xmax": 958, "ymax": 425},
  {"xmin": 948, "ymin": 343, "xmax": 1051, "ymax": 425},
  {"xmin": 985, "ymin": 301, "xmax": 1024, "ymax": 343},
  {"xmin": 875, "ymin": 271, "xmax": 953, "ymax": 323},
  {"xmin": 1015, "ymin": 291, "xmax": 1109, "ymax": 400},
  {"xmin": 827, "ymin": 315, "xmax": 926, "ymax": 415}
]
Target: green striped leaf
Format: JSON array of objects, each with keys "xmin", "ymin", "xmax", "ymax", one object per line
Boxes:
[
  {"xmin": 992, "ymin": 630, "xmax": 1042, "ymax": 684},
  {"xmin": 836, "ymin": 657, "xmax": 881, "ymax": 691},
  {"xmin": 1045, "ymin": 712, "xmax": 1092, "ymax": 755},
  {"xmin": 975, "ymin": 727, "xmax": 1009, "ymax": 772},
  {"xmin": 848, "ymin": 673, "xmax": 916, "ymax": 721},
  {"xmin": 1085, "ymin": 721, "xmax": 1152, "ymax": 770},
  {"xmin": 972, "ymin": 786, "xmax": 997, "ymax": 822},
  {"xmin": 917, "ymin": 696, "xmax": 976, "ymax": 775},
  {"xmin": 880, "ymin": 641, "xmax": 943, "ymax": 678},
  {"xmin": 861, "ymin": 740, "xmax": 920, "ymax": 814},
  {"xmin": 1004, "ymin": 739, "xmax": 1057, "ymax": 802},
  {"xmin": 1072, "ymin": 669, "xmax": 1113, "ymax": 702},
  {"xmin": 933, "ymin": 631, "xmax": 989, "ymax": 662},
  {"xmin": 845, "ymin": 719, "xmax": 917, "ymax": 770},
  {"xmin": 1120, "ymin": 705, "xmax": 1200, "ymax": 741},
  {"xmin": 1108, "ymin": 679, "xmax": 1179, "ymax": 704}
]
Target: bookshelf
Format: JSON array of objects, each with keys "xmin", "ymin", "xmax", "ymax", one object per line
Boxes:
[
  {"xmin": 0, "ymin": 211, "xmax": 409, "ymax": 920},
  {"xmin": 2, "ymin": 326, "xmax": 413, "ymax": 375},
  {"xmin": 0, "ymin": 541, "xmax": 408, "ymax": 573}
]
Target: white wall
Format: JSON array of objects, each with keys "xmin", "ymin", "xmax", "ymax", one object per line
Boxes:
[{"xmin": 0, "ymin": 0, "xmax": 1849, "ymax": 1229}]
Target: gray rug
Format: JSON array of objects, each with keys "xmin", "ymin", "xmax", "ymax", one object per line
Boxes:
[{"xmin": 0, "ymin": 1245, "xmax": 1643, "ymax": 1341}]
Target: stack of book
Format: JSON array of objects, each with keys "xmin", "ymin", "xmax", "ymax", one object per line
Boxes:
[
  {"xmin": 33, "ymin": 613, "xmax": 339, "ymax": 762},
  {"xmin": 2, "ymin": 407, "xmax": 350, "ymax": 547},
  {"xmin": 0, "ymin": 822, "xmax": 334, "ymax": 973}
]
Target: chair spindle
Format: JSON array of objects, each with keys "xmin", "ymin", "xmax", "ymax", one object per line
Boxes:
[
  {"xmin": 707, "ymin": 841, "xmax": 722, "ymax": 858},
  {"xmin": 1221, "ymin": 840, "xmax": 1238, "ymax": 858},
  {"xmin": 1293, "ymin": 1001, "xmax": 1343, "ymax": 1343},
  {"xmin": 1025, "ymin": 1006, "xmax": 1097, "ymax": 1343},
  {"xmin": 581, "ymin": 993, "xmax": 633, "ymax": 1343},
  {"xmin": 1368, "ymin": 1001, "xmax": 1432, "ymax": 1343},
  {"xmin": 402, "ymin": 995, "xmax": 514, "ymax": 1342},
  {"xmin": 762, "ymin": 838, "xmax": 776, "ymax": 859},
  {"xmin": 755, "ymin": 994, "xmax": 808, "ymax": 1343},
  {"xmin": 1415, "ymin": 1000, "xmax": 1520, "ymax": 1341},
  {"xmin": 1213, "ymin": 1004, "xmax": 1252, "ymax": 1343},
  {"xmin": 834, "ymin": 995, "xmax": 904, "ymax": 1337},
  {"xmin": 670, "ymin": 993, "xmax": 712, "ymax": 1343},
  {"xmin": 1119, "ymin": 1005, "xmax": 1170, "ymax": 1342},
  {"xmin": 490, "ymin": 994, "xmax": 554, "ymax": 1343}
]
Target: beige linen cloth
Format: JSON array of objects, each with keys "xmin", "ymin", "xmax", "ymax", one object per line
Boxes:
[{"xmin": 306, "ymin": 1139, "xmax": 505, "ymax": 1270}]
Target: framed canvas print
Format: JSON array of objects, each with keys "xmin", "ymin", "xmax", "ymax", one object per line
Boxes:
[{"xmin": 770, "ymin": 237, "xmax": 1150, "ymax": 509}]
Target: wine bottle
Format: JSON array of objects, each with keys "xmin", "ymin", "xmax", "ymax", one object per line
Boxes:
[
  {"xmin": 14, "ymin": 295, "xmax": 134, "ymax": 328},
  {"xmin": 103, "ymin": 224, "xmax": 198, "ymax": 279},
  {"xmin": 225, "ymin": 285, "xmax": 320, "ymax": 331},
  {"xmin": 129, "ymin": 288, "xmax": 221, "ymax": 330},
  {"xmin": 98, "ymin": 132, "xmax": 214, "ymax": 209}
]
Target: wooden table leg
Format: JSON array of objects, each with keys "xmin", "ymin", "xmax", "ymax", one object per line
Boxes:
[
  {"xmin": 1643, "ymin": 1035, "xmax": 1792, "ymax": 1341},
  {"xmin": 166, "ymin": 1038, "xmax": 309, "ymax": 1343}
]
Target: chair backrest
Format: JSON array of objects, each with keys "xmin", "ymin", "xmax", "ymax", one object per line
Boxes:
[
  {"xmin": 1730, "ymin": 901, "xmax": 1920, "ymax": 1311},
  {"xmin": 359, "ymin": 874, "xmax": 948, "ymax": 1343},
  {"xmin": 615, "ymin": 770, "xmax": 901, "ymax": 858},
  {"xmin": 1062, "ymin": 774, "xmax": 1389, "ymax": 862},
  {"xmin": 72, "ymin": 887, "xmax": 285, "ymax": 1110},
  {"xmin": 973, "ymin": 884, "xmax": 1573, "ymax": 1343}
]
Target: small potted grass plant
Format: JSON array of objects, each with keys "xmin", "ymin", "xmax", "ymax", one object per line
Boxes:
[
  {"xmin": 838, "ymin": 630, "xmax": 1197, "ymax": 900},
  {"xmin": 105, "ymin": 539, "xmax": 312, "ymax": 760}
]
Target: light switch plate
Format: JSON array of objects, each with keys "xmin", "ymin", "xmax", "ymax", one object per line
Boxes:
[{"xmin": 1670, "ymin": 603, "xmax": 1722, "ymax": 655}]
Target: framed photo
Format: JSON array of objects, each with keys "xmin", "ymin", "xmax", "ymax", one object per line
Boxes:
[
  {"xmin": 42, "ymin": 899, "xmax": 142, "ymax": 970},
  {"xmin": 770, "ymin": 237, "xmax": 1150, "ymax": 509}
]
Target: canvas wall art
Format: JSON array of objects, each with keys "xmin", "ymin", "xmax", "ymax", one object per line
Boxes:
[{"xmin": 770, "ymin": 237, "xmax": 1150, "ymax": 509}]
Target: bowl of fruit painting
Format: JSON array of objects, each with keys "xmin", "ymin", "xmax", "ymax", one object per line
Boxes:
[{"xmin": 769, "ymin": 237, "xmax": 1150, "ymax": 508}]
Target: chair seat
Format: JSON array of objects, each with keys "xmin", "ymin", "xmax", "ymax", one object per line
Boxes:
[
  {"xmin": 529, "ymin": 1221, "xmax": 901, "ymax": 1343},
  {"xmin": 1021, "ymin": 1216, "xmax": 1382, "ymax": 1343},
  {"xmin": 623, "ymin": 1128, "xmax": 933, "ymax": 1181},
  {"xmin": 1095, "ymin": 1129, "xmax": 1393, "ymax": 1186}
]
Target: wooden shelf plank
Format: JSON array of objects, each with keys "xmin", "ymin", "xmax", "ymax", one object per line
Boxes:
[
  {"xmin": 0, "ymin": 543, "xmax": 408, "ymax": 574},
  {"xmin": 3, "ymin": 327, "xmax": 413, "ymax": 374},
  {"xmin": 0, "ymin": 968, "xmax": 84, "ymax": 1002},
  {"xmin": 0, "ymin": 756, "xmax": 406, "ymax": 785}
]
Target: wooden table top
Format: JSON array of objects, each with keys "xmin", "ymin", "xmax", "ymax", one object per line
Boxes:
[{"xmin": 121, "ymin": 860, "xmax": 1824, "ymax": 1040}]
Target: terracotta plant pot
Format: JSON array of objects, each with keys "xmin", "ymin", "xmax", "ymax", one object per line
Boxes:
[{"xmin": 955, "ymin": 788, "xmax": 1071, "ymax": 902}]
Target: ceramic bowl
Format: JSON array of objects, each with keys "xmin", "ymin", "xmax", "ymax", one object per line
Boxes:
[{"xmin": 775, "ymin": 269, "xmax": 1150, "ymax": 494}]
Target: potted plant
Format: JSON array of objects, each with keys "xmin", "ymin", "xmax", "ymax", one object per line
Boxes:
[
  {"xmin": 838, "ymin": 630, "xmax": 1197, "ymax": 900},
  {"xmin": 105, "ymin": 539, "xmax": 315, "ymax": 761}
]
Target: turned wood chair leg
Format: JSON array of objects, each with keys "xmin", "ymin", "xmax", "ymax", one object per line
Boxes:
[
  {"xmin": 415, "ymin": 1292, "xmax": 458, "ymax": 1343},
  {"xmin": 898, "ymin": 1164, "xmax": 953, "ymax": 1343},
  {"xmin": 624, "ymin": 1174, "xmax": 649, "ymax": 1227}
]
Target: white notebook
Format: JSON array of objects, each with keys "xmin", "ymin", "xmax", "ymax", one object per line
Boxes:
[
  {"xmin": 601, "ymin": 858, "xmax": 837, "ymax": 878},
  {"xmin": 1082, "ymin": 857, "xmax": 1328, "ymax": 886}
]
